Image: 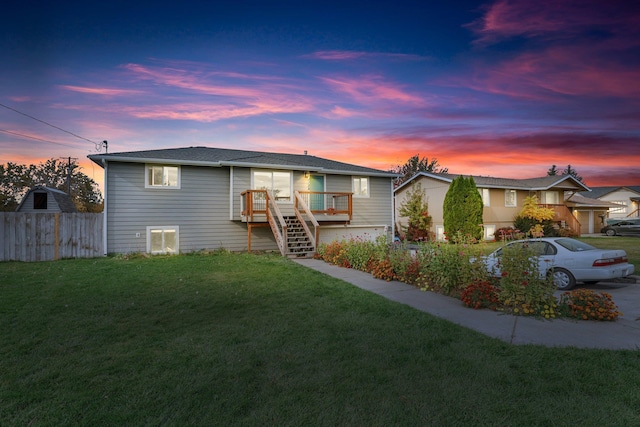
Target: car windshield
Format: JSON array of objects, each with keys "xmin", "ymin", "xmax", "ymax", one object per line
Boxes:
[{"xmin": 554, "ymin": 238, "xmax": 596, "ymax": 252}]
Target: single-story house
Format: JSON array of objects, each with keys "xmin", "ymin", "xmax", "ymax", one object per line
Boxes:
[
  {"xmin": 577, "ymin": 186, "xmax": 640, "ymax": 220},
  {"xmin": 16, "ymin": 186, "xmax": 77, "ymax": 213},
  {"xmin": 394, "ymin": 173, "xmax": 594, "ymax": 240},
  {"xmin": 88, "ymin": 146, "xmax": 397, "ymax": 256}
]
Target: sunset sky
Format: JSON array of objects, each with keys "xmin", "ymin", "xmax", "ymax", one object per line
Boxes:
[{"xmin": 2, "ymin": 0, "xmax": 639, "ymax": 191}]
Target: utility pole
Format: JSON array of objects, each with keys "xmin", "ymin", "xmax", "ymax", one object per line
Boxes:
[{"xmin": 61, "ymin": 156, "xmax": 77, "ymax": 195}]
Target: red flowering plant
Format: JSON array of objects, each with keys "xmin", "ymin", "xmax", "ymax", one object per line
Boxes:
[
  {"xmin": 460, "ymin": 280, "xmax": 500, "ymax": 310},
  {"xmin": 558, "ymin": 289, "xmax": 622, "ymax": 321}
]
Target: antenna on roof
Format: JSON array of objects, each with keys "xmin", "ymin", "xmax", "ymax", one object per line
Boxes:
[{"xmin": 304, "ymin": 150, "xmax": 308, "ymax": 155}]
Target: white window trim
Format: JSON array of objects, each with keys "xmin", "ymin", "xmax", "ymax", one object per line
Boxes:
[
  {"xmin": 480, "ymin": 188, "xmax": 490, "ymax": 207},
  {"xmin": 251, "ymin": 169, "xmax": 293, "ymax": 203},
  {"xmin": 146, "ymin": 226, "xmax": 179, "ymax": 254},
  {"xmin": 145, "ymin": 164, "xmax": 181, "ymax": 189},
  {"xmin": 352, "ymin": 176, "xmax": 370, "ymax": 198},
  {"xmin": 483, "ymin": 224, "xmax": 496, "ymax": 241},
  {"xmin": 505, "ymin": 189, "xmax": 517, "ymax": 207},
  {"xmin": 542, "ymin": 190, "xmax": 559, "ymax": 204}
]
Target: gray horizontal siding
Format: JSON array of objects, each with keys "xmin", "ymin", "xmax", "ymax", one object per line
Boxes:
[
  {"xmin": 106, "ymin": 163, "xmax": 393, "ymax": 254},
  {"xmin": 106, "ymin": 162, "xmax": 277, "ymax": 254},
  {"xmin": 325, "ymin": 175, "xmax": 393, "ymax": 225}
]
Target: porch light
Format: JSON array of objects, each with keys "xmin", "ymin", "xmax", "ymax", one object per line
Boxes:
[{"xmin": 304, "ymin": 171, "xmax": 310, "ymax": 178}]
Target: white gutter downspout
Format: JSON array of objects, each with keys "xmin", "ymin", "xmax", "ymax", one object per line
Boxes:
[
  {"xmin": 390, "ymin": 178, "xmax": 396, "ymax": 242},
  {"xmin": 102, "ymin": 160, "xmax": 108, "ymax": 256},
  {"xmin": 229, "ymin": 166, "xmax": 234, "ymax": 220}
]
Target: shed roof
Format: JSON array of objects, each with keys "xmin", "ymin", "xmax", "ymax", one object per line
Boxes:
[
  {"xmin": 89, "ymin": 146, "xmax": 398, "ymax": 177},
  {"xmin": 16, "ymin": 186, "xmax": 78, "ymax": 212}
]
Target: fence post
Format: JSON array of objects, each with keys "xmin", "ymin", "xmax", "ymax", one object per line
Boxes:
[{"xmin": 54, "ymin": 213, "xmax": 60, "ymax": 261}]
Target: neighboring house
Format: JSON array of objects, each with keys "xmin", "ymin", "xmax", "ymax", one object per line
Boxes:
[
  {"xmin": 563, "ymin": 193, "xmax": 624, "ymax": 235},
  {"xmin": 15, "ymin": 186, "xmax": 77, "ymax": 213},
  {"xmin": 394, "ymin": 173, "xmax": 590, "ymax": 241},
  {"xmin": 577, "ymin": 186, "xmax": 640, "ymax": 221},
  {"xmin": 88, "ymin": 146, "xmax": 397, "ymax": 256}
]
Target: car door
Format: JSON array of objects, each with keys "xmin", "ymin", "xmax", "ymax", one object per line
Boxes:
[{"xmin": 614, "ymin": 220, "xmax": 640, "ymax": 236}]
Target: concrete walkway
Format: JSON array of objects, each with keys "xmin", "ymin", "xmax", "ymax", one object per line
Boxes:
[{"xmin": 294, "ymin": 258, "xmax": 640, "ymax": 350}]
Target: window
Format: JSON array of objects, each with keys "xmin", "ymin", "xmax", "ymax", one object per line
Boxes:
[
  {"xmin": 146, "ymin": 165, "xmax": 180, "ymax": 188},
  {"xmin": 609, "ymin": 201, "xmax": 628, "ymax": 214},
  {"xmin": 33, "ymin": 192, "xmax": 47, "ymax": 209},
  {"xmin": 252, "ymin": 170, "xmax": 292, "ymax": 201},
  {"xmin": 147, "ymin": 226, "xmax": 179, "ymax": 254},
  {"xmin": 541, "ymin": 191, "xmax": 559, "ymax": 204},
  {"xmin": 505, "ymin": 189, "xmax": 517, "ymax": 207},
  {"xmin": 479, "ymin": 188, "xmax": 490, "ymax": 206},
  {"xmin": 483, "ymin": 224, "xmax": 495, "ymax": 240},
  {"xmin": 353, "ymin": 177, "xmax": 369, "ymax": 197}
]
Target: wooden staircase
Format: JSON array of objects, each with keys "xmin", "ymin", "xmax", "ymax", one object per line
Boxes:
[{"xmin": 283, "ymin": 216, "xmax": 315, "ymax": 258}]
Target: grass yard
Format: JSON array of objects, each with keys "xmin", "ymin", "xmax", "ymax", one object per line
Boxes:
[{"xmin": 1, "ymin": 252, "xmax": 640, "ymax": 426}]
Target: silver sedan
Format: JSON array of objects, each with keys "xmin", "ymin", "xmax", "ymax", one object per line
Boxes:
[{"xmin": 484, "ymin": 237, "xmax": 635, "ymax": 290}]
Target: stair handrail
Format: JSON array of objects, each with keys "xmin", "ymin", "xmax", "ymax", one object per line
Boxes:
[
  {"xmin": 539, "ymin": 203, "xmax": 581, "ymax": 236},
  {"xmin": 265, "ymin": 190, "xmax": 288, "ymax": 255},
  {"xmin": 294, "ymin": 190, "xmax": 320, "ymax": 248}
]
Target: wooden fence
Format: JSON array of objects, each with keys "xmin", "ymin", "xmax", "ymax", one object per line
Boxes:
[{"xmin": 0, "ymin": 213, "xmax": 103, "ymax": 262}]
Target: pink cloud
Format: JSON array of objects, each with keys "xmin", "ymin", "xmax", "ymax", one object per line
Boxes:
[
  {"xmin": 320, "ymin": 75, "xmax": 424, "ymax": 105},
  {"xmin": 469, "ymin": 0, "xmax": 639, "ymax": 45},
  {"xmin": 464, "ymin": 46, "xmax": 640, "ymax": 100},
  {"xmin": 59, "ymin": 85, "xmax": 144, "ymax": 97}
]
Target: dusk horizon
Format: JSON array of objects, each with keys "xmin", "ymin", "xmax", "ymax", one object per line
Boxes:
[{"xmin": 2, "ymin": 0, "xmax": 639, "ymax": 191}]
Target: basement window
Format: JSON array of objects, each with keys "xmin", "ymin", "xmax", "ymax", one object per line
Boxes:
[{"xmin": 147, "ymin": 226, "xmax": 179, "ymax": 254}]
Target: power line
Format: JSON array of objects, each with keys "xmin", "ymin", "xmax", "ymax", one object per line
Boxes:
[
  {"xmin": 0, "ymin": 102, "xmax": 99, "ymax": 145},
  {"xmin": 0, "ymin": 128, "xmax": 77, "ymax": 148}
]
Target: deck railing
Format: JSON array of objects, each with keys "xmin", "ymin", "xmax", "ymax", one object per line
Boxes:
[
  {"xmin": 296, "ymin": 191, "xmax": 352, "ymax": 220},
  {"xmin": 241, "ymin": 189, "xmax": 288, "ymax": 254},
  {"xmin": 539, "ymin": 204, "xmax": 581, "ymax": 236}
]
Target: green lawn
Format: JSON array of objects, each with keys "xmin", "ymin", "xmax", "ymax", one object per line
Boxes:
[{"xmin": 1, "ymin": 252, "xmax": 640, "ymax": 426}]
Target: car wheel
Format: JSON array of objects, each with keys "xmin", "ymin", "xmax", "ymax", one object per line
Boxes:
[
  {"xmin": 605, "ymin": 229, "xmax": 616, "ymax": 236},
  {"xmin": 551, "ymin": 268, "xmax": 576, "ymax": 290}
]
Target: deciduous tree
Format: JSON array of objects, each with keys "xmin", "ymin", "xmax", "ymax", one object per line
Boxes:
[
  {"xmin": 391, "ymin": 154, "xmax": 448, "ymax": 187},
  {"xmin": 0, "ymin": 159, "xmax": 103, "ymax": 212}
]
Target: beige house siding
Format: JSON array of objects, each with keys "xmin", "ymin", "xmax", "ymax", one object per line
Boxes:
[{"xmin": 395, "ymin": 173, "xmax": 587, "ymax": 241}]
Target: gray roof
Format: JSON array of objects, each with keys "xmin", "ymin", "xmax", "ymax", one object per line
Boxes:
[
  {"xmin": 395, "ymin": 172, "xmax": 590, "ymax": 193},
  {"xmin": 89, "ymin": 146, "xmax": 398, "ymax": 177},
  {"xmin": 577, "ymin": 186, "xmax": 640, "ymax": 199},
  {"xmin": 564, "ymin": 193, "xmax": 622, "ymax": 208}
]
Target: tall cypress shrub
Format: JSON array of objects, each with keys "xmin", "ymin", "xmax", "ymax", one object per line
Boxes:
[{"xmin": 443, "ymin": 176, "xmax": 484, "ymax": 243}]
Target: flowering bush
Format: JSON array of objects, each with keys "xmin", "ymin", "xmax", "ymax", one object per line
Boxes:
[
  {"xmin": 368, "ymin": 257, "xmax": 396, "ymax": 281},
  {"xmin": 496, "ymin": 243, "xmax": 558, "ymax": 318},
  {"xmin": 494, "ymin": 227, "xmax": 524, "ymax": 241},
  {"xmin": 388, "ymin": 247, "xmax": 421, "ymax": 285},
  {"xmin": 344, "ymin": 236, "xmax": 375, "ymax": 271},
  {"xmin": 558, "ymin": 289, "xmax": 621, "ymax": 321},
  {"xmin": 317, "ymin": 240, "xmax": 350, "ymax": 268},
  {"xmin": 460, "ymin": 280, "xmax": 500, "ymax": 310},
  {"xmin": 418, "ymin": 240, "xmax": 489, "ymax": 296},
  {"xmin": 316, "ymin": 236, "xmax": 620, "ymax": 321}
]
